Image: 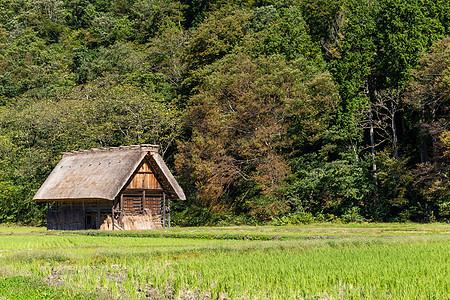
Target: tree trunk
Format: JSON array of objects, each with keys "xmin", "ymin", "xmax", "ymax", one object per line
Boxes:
[
  {"xmin": 369, "ymin": 109, "xmax": 378, "ymax": 192},
  {"xmin": 391, "ymin": 102, "xmax": 398, "ymax": 160}
]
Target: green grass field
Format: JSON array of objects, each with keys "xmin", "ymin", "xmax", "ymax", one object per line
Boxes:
[{"xmin": 0, "ymin": 223, "xmax": 448, "ymax": 299}]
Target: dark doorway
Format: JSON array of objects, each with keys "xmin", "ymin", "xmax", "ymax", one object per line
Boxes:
[{"xmin": 85, "ymin": 213, "xmax": 97, "ymax": 229}]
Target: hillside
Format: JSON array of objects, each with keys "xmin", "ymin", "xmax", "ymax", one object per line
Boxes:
[{"xmin": 0, "ymin": 0, "xmax": 449, "ymax": 225}]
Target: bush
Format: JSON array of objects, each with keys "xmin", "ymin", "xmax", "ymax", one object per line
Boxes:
[
  {"xmin": 272, "ymin": 212, "xmax": 316, "ymax": 225},
  {"xmin": 341, "ymin": 207, "xmax": 366, "ymax": 223}
]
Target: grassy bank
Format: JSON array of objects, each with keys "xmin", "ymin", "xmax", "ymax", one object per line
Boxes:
[{"xmin": 0, "ymin": 223, "xmax": 448, "ymax": 299}]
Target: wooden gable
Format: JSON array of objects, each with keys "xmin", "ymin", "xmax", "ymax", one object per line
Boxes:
[{"xmin": 126, "ymin": 160, "xmax": 162, "ymax": 190}]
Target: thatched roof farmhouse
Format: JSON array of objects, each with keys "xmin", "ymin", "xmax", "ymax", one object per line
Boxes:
[{"xmin": 34, "ymin": 145, "xmax": 185, "ymax": 230}]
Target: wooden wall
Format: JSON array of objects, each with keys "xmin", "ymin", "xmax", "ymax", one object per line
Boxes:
[
  {"xmin": 126, "ymin": 161, "xmax": 162, "ymax": 190},
  {"xmin": 46, "ymin": 195, "xmax": 164, "ymax": 230},
  {"xmin": 47, "ymin": 200, "xmax": 111, "ymax": 230},
  {"xmin": 121, "ymin": 192, "xmax": 163, "ymax": 228},
  {"xmin": 121, "ymin": 160, "xmax": 165, "ymax": 228}
]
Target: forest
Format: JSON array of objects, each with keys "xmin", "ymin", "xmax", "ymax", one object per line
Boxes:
[{"xmin": 0, "ymin": 0, "xmax": 448, "ymax": 225}]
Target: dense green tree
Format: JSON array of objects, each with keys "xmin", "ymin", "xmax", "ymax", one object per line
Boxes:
[
  {"xmin": 286, "ymin": 152, "xmax": 375, "ymax": 218},
  {"xmin": 1, "ymin": 0, "xmax": 450, "ymax": 224},
  {"xmin": 249, "ymin": 5, "xmax": 322, "ymax": 62},
  {"xmin": 375, "ymin": 0, "xmax": 448, "ymax": 89},
  {"xmin": 0, "ymin": 28, "xmax": 74, "ymax": 98},
  {"xmin": 184, "ymin": 6, "xmax": 252, "ymax": 70},
  {"xmin": 176, "ymin": 52, "xmax": 339, "ymax": 219},
  {"xmin": 0, "ymin": 75, "xmax": 182, "ymax": 224},
  {"xmin": 404, "ymin": 37, "xmax": 450, "ymax": 220},
  {"xmin": 132, "ymin": 0, "xmax": 186, "ymax": 41}
]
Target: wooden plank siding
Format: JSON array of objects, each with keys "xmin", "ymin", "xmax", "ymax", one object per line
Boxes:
[
  {"xmin": 120, "ymin": 161, "xmax": 164, "ymax": 228},
  {"xmin": 47, "ymin": 200, "xmax": 111, "ymax": 230},
  {"xmin": 126, "ymin": 161, "xmax": 162, "ymax": 190},
  {"xmin": 121, "ymin": 193, "xmax": 163, "ymax": 225},
  {"xmin": 46, "ymin": 195, "xmax": 163, "ymax": 229}
]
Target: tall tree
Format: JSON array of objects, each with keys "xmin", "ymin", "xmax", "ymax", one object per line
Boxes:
[
  {"xmin": 404, "ymin": 37, "xmax": 450, "ymax": 220},
  {"xmin": 176, "ymin": 52, "xmax": 339, "ymax": 218}
]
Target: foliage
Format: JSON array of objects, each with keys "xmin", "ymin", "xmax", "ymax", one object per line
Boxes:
[
  {"xmin": 375, "ymin": 0, "xmax": 449, "ymax": 89},
  {"xmin": 272, "ymin": 211, "xmax": 317, "ymax": 225},
  {"xmin": 184, "ymin": 6, "xmax": 252, "ymax": 70},
  {"xmin": 249, "ymin": 5, "xmax": 322, "ymax": 62},
  {"xmin": 0, "ymin": 0, "xmax": 450, "ymax": 224},
  {"xmin": 0, "ymin": 75, "xmax": 182, "ymax": 224},
  {"xmin": 375, "ymin": 151, "xmax": 414, "ymax": 220},
  {"xmin": 286, "ymin": 152, "xmax": 375, "ymax": 219},
  {"xmin": 404, "ymin": 37, "xmax": 450, "ymax": 221},
  {"xmin": 176, "ymin": 52, "xmax": 339, "ymax": 219}
]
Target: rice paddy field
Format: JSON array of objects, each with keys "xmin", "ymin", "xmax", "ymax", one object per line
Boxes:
[{"xmin": 0, "ymin": 223, "xmax": 449, "ymax": 299}]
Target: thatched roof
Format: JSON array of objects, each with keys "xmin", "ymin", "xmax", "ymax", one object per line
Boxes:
[{"xmin": 33, "ymin": 145, "xmax": 186, "ymax": 201}]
